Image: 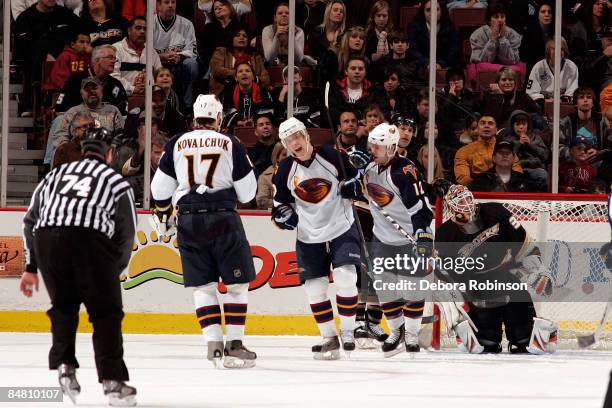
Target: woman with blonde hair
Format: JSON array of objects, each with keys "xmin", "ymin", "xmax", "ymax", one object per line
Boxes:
[
  {"xmin": 482, "ymin": 66, "xmax": 540, "ymax": 125},
  {"xmin": 310, "ymin": 0, "xmax": 346, "ymax": 61},
  {"xmin": 417, "ymin": 144, "xmax": 445, "ymax": 180},
  {"xmin": 365, "ymin": 0, "xmax": 393, "ymax": 62},
  {"xmin": 320, "ymin": 26, "xmax": 367, "ymax": 86}
]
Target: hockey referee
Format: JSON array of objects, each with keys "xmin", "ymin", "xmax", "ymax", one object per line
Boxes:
[{"xmin": 19, "ymin": 127, "xmax": 138, "ymax": 407}]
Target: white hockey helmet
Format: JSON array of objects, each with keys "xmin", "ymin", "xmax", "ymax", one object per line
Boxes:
[
  {"xmin": 444, "ymin": 184, "xmax": 477, "ymax": 224},
  {"xmin": 368, "ymin": 123, "xmax": 400, "ymax": 148},
  {"xmin": 193, "ymin": 94, "xmax": 223, "ymax": 128},
  {"xmin": 278, "ymin": 117, "xmax": 308, "ymax": 148}
]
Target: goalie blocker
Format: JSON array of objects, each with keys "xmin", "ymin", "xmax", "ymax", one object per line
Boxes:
[{"xmin": 435, "ymin": 185, "xmax": 558, "ymax": 354}]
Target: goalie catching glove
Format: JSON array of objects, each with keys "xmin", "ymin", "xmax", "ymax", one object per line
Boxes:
[
  {"xmin": 150, "ymin": 205, "xmax": 177, "ymax": 237},
  {"xmin": 272, "ymin": 204, "xmax": 298, "ymax": 230}
]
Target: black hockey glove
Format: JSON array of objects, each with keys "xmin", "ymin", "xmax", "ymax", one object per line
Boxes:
[
  {"xmin": 348, "ymin": 149, "xmax": 370, "ymax": 169},
  {"xmin": 432, "ymin": 178, "xmax": 452, "ymax": 198},
  {"xmin": 415, "ymin": 228, "xmax": 434, "ymax": 258},
  {"xmin": 272, "ymin": 204, "xmax": 298, "ymax": 230},
  {"xmin": 339, "ymin": 177, "xmax": 364, "ymax": 199}
]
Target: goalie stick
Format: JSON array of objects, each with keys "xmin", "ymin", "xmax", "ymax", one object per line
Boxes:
[{"xmin": 577, "ymin": 300, "xmax": 612, "ymax": 348}]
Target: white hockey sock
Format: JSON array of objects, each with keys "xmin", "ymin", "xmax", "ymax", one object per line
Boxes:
[
  {"xmin": 224, "ymin": 283, "xmax": 249, "ymax": 342},
  {"xmin": 334, "ymin": 265, "xmax": 358, "ymax": 332},
  {"xmin": 305, "ymin": 277, "xmax": 337, "ymax": 338},
  {"xmin": 404, "ymin": 300, "xmax": 425, "ymax": 337},
  {"xmin": 193, "ymin": 283, "xmax": 223, "ymax": 342}
]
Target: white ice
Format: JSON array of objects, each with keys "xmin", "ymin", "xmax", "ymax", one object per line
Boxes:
[{"xmin": 0, "ymin": 333, "xmax": 610, "ymax": 408}]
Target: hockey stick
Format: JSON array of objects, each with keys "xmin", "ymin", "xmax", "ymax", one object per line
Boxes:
[{"xmin": 577, "ymin": 301, "xmax": 612, "ymax": 348}]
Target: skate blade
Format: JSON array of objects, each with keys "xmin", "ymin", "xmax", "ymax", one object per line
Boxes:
[
  {"xmin": 356, "ymin": 338, "xmax": 378, "ymax": 350},
  {"xmin": 59, "ymin": 378, "xmax": 79, "ymax": 405},
  {"xmin": 223, "ymin": 356, "xmax": 256, "ymax": 369},
  {"xmin": 108, "ymin": 394, "xmax": 136, "ymax": 407},
  {"xmin": 383, "ymin": 347, "xmax": 404, "ymax": 358},
  {"xmin": 313, "ymin": 349, "xmax": 340, "ymax": 360}
]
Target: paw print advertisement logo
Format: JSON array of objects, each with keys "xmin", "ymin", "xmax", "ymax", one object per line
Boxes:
[{"xmin": 121, "ymin": 230, "xmax": 183, "ymax": 289}]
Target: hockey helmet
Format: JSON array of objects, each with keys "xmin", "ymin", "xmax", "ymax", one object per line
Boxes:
[
  {"xmin": 278, "ymin": 117, "xmax": 308, "ymax": 149},
  {"xmin": 368, "ymin": 123, "xmax": 400, "ymax": 147},
  {"xmin": 193, "ymin": 94, "xmax": 223, "ymax": 127},
  {"xmin": 444, "ymin": 184, "xmax": 477, "ymax": 224},
  {"xmin": 81, "ymin": 127, "xmax": 114, "ymax": 156}
]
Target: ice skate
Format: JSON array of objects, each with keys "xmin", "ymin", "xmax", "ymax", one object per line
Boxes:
[
  {"xmin": 207, "ymin": 341, "xmax": 224, "ymax": 368},
  {"xmin": 405, "ymin": 330, "xmax": 421, "ymax": 353},
  {"xmin": 102, "ymin": 380, "xmax": 137, "ymax": 407},
  {"xmin": 367, "ymin": 321, "xmax": 389, "ymax": 342},
  {"xmin": 312, "ymin": 336, "xmax": 340, "ymax": 360},
  {"xmin": 382, "ymin": 324, "xmax": 405, "ymax": 358},
  {"xmin": 58, "ymin": 364, "xmax": 80, "ymax": 405},
  {"xmin": 354, "ymin": 320, "xmax": 377, "ymax": 349},
  {"xmin": 340, "ymin": 329, "xmax": 356, "ymax": 357},
  {"xmin": 223, "ymin": 340, "xmax": 257, "ymax": 369}
]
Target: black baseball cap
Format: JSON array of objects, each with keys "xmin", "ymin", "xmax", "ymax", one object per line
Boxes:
[{"xmin": 493, "ymin": 140, "xmax": 514, "ymax": 154}]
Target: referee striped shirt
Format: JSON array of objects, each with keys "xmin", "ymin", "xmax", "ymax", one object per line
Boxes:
[{"xmin": 23, "ymin": 157, "xmax": 137, "ymax": 273}]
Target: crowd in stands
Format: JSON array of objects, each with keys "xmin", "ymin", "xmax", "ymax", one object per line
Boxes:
[{"xmin": 10, "ymin": 0, "xmax": 612, "ymax": 208}]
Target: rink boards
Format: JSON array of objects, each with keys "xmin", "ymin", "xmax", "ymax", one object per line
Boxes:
[{"xmin": 0, "ymin": 208, "xmax": 610, "ymax": 337}]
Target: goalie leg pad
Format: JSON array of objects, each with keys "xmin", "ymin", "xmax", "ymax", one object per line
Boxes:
[
  {"xmin": 526, "ymin": 317, "xmax": 558, "ymax": 355},
  {"xmin": 455, "ymin": 320, "xmax": 484, "ymax": 354}
]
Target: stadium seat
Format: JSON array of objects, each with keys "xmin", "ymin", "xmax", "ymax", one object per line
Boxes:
[
  {"xmin": 128, "ymin": 95, "xmax": 145, "ymax": 111},
  {"xmin": 544, "ymin": 100, "xmax": 575, "ymax": 120},
  {"xmin": 234, "ymin": 126, "xmax": 258, "ymax": 147},
  {"xmin": 473, "ymin": 69, "xmax": 524, "ymax": 93},
  {"xmin": 449, "ymin": 8, "xmax": 486, "ymax": 30},
  {"xmin": 400, "ymin": 7, "xmax": 419, "ymax": 32},
  {"xmin": 307, "ymin": 128, "xmax": 332, "ymax": 146}
]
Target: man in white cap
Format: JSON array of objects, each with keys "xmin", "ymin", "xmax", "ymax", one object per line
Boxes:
[
  {"xmin": 272, "ymin": 117, "xmax": 363, "ymax": 360},
  {"xmin": 151, "ymin": 94, "xmax": 258, "ymax": 369}
]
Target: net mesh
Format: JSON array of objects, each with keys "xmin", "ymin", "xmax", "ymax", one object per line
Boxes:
[{"xmin": 436, "ymin": 195, "xmax": 611, "ymax": 350}]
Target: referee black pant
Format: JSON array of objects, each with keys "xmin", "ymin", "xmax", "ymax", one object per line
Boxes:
[{"xmin": 34, "ymin": 227, "xmax": 129, "ymax": 383}]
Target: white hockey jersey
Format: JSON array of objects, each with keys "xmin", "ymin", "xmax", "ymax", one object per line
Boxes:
[
  {"xmin": 526, "ymin": 59, "xmax": 579, "ymax": 100},
  {"xmin": 151, "ymin": 129, "xmax": 256, "ymax": 207},
  {"xmin": 363, "ymin": 156, "xmax": 432, "ymax": 245},
  {"xmin": 153, "ymin": 14, "xmax": 198, "ymax": 59},
  {"xmin": 272, "ymin": 145, "xmax": 356, "ymax": 244}
]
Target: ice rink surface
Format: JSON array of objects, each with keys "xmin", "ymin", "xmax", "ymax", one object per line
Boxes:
[{"xmin": 0, "ymin": 333, "xmax": 610, "ymax": 408}]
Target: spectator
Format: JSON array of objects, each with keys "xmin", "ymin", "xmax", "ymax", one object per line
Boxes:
[
  {"xmin": 372, "ymin": 30, "xmax": 425, "ymax": 96},
  {"xmin": 438, "ymin": 67, "xmax": 479, "ymax": 145},
  {"xmin": 468, "ymin": 3, "xmax": 524, "ymax": 83},
  {"xmin": 274, "ymin": 65, "xmax": 321, "ymax": 127},
  {"xmin": 124, "ymin": 85, "xmax": 187, "ymax": 139},
  {"xmin": 222, "ymin": 62, "xmax": 274, "ymax": 129},
  {"xmin": 55, "ymin": 44, "xmax": 128, "ymax": 115},
  {"xmin": 52, "ymin": 111, "xmax": 94, "ymax": 168},
  {"xmin": 256, "ymin": 142, "xmax": 287, "ymax": 210},
  {"xmin": 49, "ymin": 77, "xmax": 123, "ymax": 159},
  {"xmin": 82, "ymin": 0, "xmax": 129, "ymax": 48},
  {"xmin": 501, "ymin": 109, "xmax": 549, "ymax": 188},
  {"xmin": 527, "ymin": 38, "xmax": 579, "ymax": 107},
  {"xmin": 559, "ymin": 87, "xmax": 611, "ymax": 163},
  {"xmin": 454, "ymin": 114, "xmax": 522, "ymax": 185},
  {"xmin": 414, "ymin": 88, "xmax": 438, "ymax": 132},
  {"xmin": 481, "ymin": 66, "xmax": 541, "ymax": 127},
  {"xmin": 43, "ymin": 30, "xmax": 92, "ymax": 92},
  {"xmin": 197, "ymin": 0, "xmax": 243, "ymax": 73},
  {"xmin": 371, "ymin": 66, "xmax": 412, "ymax": 120},
  {"xmin": 520, "ymin": 1, "xmax": 555, "ymax": 70},
  {"xmin": 310, "ymin": 0, "xmax": 346, "ymax": 62},
  {"xmin": 364, "ymin": 1, "xmax": 393, "ymax": 63},
  {"xmin": 336, "ymin": 110, "xmax": 367, "ymax": 151},
  {"xmin": 559, "ymin": 138, "xmax": 599, "ymax": 193},
  {"xmin": 296, "ymin": 0, "xmax": 326, "ymax": 40},
  {"xmin": 209, "ymin": 27, "xmax": 270, "ymax": 96},
  {"xmin": 155, "ymin": 66, "xmax": 182, "ymax": 114},
  {"xmin": 447, "ymin": 0, "xmax": 487, "ymax": 11},
  {"xmin": 408, "ymin": 0, "xmax": 460, "ymax": 69},
  {"xmin": 319, "ymin": 25, "xmax": 366, "ymax": 87},
  {"xmin": 392, "ymin": 114, "xmax": 419, "ymax": 162},
  {"xmin": 12, "ymin": 0, "xmax": 81, "ymax": 18},
  {"xmin": 470, "ymin": 140, "xmax": 539, "ymax": 192},
  {"xmin": 113, "ymin": 16, "xmax": 162, "ymax": 96},
  {"xmin": 361, "ymin": 104, "xmax": 385, "ymax": 138},
  {"xmin": 570, "ymin": 0, "xmax": 610, "ymax": 72},
  {"xmin": 328, "ymin": 56, "xmax": 375, "ymax": 126},
  {"xmin": 262, "ymin": 3, "xmax": 305, "ymax": 65},
  {"xmin": 585, "ymin": 24, "xmax": 612, "ymax": 94},
  {"xmin": 122, "ymin": 0, "xmax": 145, "ymax": 21},
  {"xmin": 247, "ymin": 114, "xmax": 277, "ymax": 177},
  {"xmin": 154, "ymin": 0, "xmax": 200, "ymax": 109},
  {"xmin": 417, "ymin": 144, "xmax": 445, "ymax": 180},
  {"xmin": 198, "ymin": 0, "xmax": 252, "ymax": 21},
  {"xmin": 113, "ymin": 111, "xmax": 160, "ymax": 172}
]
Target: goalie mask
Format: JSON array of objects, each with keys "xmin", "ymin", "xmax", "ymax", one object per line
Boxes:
[{"xmin": 445, "ymin": 184, "xmax": 478, "ymax": 224}]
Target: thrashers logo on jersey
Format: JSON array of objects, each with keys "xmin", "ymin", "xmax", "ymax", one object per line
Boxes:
[
  {"xmin": 293, "ymin": 176, "xmax": 332, "ymax": 203},
  {"xmin": 366, "ymin": 183, "xmax": 395, "ymax": 207}
]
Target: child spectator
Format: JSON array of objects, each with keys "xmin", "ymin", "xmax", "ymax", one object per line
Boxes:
[
  {"xmin": 155, "ymin": 67, "xmax": 183, "ymax": 114},
  {"xmin": 364, "ymin": 1, "xmax": 393, "ymax": 62},
  {"xmin": 262, "ymin": 3, "xmax": 305, "ymax": 65},
  {"xmin": 43, "ymin": 31, "xmax": 92, "ymax": 92},
  {"xmin": 559, "ymin": 138, "xmax": 598, "ymax": 193}
]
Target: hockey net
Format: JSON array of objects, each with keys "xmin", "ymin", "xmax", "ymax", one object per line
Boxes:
[{"xmin": 430, "ymin": 192, "xmax": 612, "ymax": 350}]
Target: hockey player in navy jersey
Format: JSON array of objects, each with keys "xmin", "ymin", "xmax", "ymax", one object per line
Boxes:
[
  {"xmin": 272, "ymin": 117, "xmax": 362, "ymax": 360},
  {"xmin": 151, "ymin": 94, "xmax": 258, "ymax": 368},
  {"xmin": 356, "ymin": 123, "xmax": 433, "ymax": 356}
]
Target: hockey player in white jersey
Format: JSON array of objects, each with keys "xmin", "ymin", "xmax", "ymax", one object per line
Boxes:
[
  {"xmin": 151, "ymin": 94, "xmax": 258, "ymax": 368},
  {"xmin": 272, "ymin": 117, "xmax": 362, "ymax": 360},
  {"xmin": 348, "ymin": 123, "xmax": 433, "ymax": 356}
]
